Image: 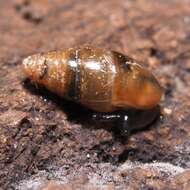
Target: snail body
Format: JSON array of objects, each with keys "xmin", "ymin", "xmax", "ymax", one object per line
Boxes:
[{"xmin": 22, "ymin": 46, "xmax": 162, "ymax": 112}]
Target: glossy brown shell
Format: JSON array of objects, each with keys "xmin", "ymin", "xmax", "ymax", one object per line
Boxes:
[{"xmin": 22, "ymin": 46, "xmax": 162, "ymax": 112}]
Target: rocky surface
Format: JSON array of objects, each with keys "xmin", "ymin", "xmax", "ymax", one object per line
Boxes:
[{"xmin": 0, "ymin": 0, "xmax": 190, "ymax": 189}]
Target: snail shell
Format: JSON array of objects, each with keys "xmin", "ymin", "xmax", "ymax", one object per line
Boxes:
[{"xmin": 22, "ymin": 46, "xmax": 162, "ymax": 112}]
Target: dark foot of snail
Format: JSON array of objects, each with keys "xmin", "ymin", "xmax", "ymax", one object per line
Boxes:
[
  {"xmin": 92, "ymin": 106, "xmax": 160, "ymax": 137},
  {"xmin": 119, "ymin": 114, "xmax": 131, "ymax": 137},
  {"xmin": 92, "ymin": 112, "xmax": 120, "ymax": 122},
  {"xmin": 92, "ymin": 112, "xmax": 130, "ymax": 137}
]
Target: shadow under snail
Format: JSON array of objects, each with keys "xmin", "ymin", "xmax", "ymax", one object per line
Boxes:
[{"xmin": 22, "ymin": 46, "xmax": 163, "ymax": 136}]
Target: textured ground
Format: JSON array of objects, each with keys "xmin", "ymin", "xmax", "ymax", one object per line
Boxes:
[{"xmin": 0, "ymin": 0, "xmax": 190, "ymax": 189}]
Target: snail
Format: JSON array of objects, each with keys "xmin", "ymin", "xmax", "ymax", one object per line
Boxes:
[{"xmin": 22, "ymin": 46, "xmax": 162, "ymax": 136}]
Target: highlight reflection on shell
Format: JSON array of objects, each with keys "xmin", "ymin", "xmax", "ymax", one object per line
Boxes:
[{"xmin": 22, "ymin": 46, "xmax": 162, "ymax": 112}]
